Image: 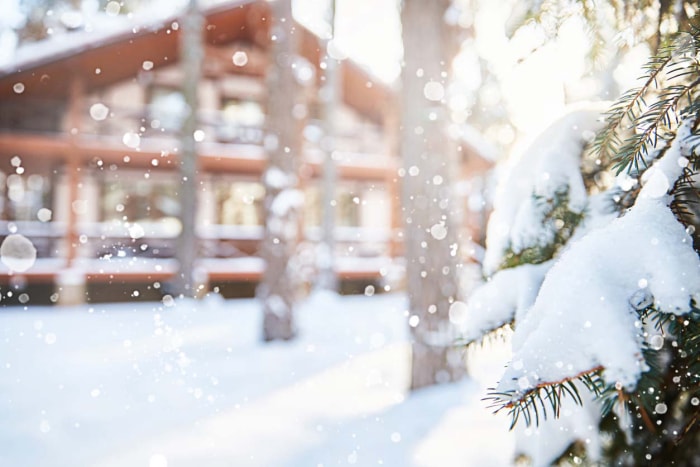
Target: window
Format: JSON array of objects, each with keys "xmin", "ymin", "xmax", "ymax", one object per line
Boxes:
[
  {"xmin": 148, "ymin": 86, "xmax": 186, "ymax": 133},
  {"xmin": 304, "ymin": 183, "xmax": 364, "ymax": 228},
  {"xmin": 0, "ymin": 170, "xmax": 51, "ymax": 222},
  {"xmin": 100, "ymin": 173, "xmax": 179, "ymax": 225},
  {"xmin": 217, "ymin": 98, "xmax": 264, "ymax": 144},
  {"xmin": 336, "ymin": 190, "xmax": 361, "ymax": 227},
  {"xmin": 0, "ymin": 162, "xmax": 55, "ymax": 258},
  {"xmin": 214, "ymin": 180, "xmax": 264, "ymax": 226}
]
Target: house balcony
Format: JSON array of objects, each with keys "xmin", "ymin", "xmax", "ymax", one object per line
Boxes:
[
  {"xmin": 0, "ymin": 102, "xmax": 396, "ymax": 178},
  {"xmin": 0, "ymin": 104, "xmax": 401, "ymax": 302}
]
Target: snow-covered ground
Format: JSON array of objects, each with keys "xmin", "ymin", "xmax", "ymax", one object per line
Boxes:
[{"xmin": 0, "ymin": 292, "xmax": 514, "ymax": 467}]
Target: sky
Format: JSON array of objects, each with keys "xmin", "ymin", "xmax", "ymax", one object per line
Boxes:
[
  {"xmin": 293, "ymin": 0, "xmax": 403, "ymax": 83},
  {"xmin": 294, "ymin": 0, "xmax": 622, "ymax": 136}
]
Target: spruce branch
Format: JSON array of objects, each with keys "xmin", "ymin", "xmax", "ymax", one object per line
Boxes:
[
  {"xmin": 635, "ymin": 393, "xmax": 658, "ymax": 432},
  {"xmin": 484, "ymin": 366, "xmax": 607, "ymax": 429},
  {"xmin": 612, "ymin": 77, "xmax": 700, "ymax": 174},
  {"xmin": 592, "ymin": 30, "xmax": 700, "ymax": 173},
  {"xmin": 485, "ymin": 300, "xmax": 699, "ymax": 432},
  {"xmin": 592, "ymin": 46, "xmax": 677, "ymax": 166},
  {"xmin": 670, "ymin": 174, "xmax": 700, "ymax": 250},
  {"xmin": 500, "ymin": 188, "xmax": 585, "ymax": 270},
  {"xmin": 579, "ymin": 0, "xmax": 612, "ymax": 69}
]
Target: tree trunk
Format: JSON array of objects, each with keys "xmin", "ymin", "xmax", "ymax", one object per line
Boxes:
[
  {"xmin": 316, "ymin": 1, "xmax": 339, "ymax": 293},
  {"xmin": 173, "ymin": 0, "xmax": 203, "ymax": 298},
  {"xmin": 258, "ymin": 0, "xmax": 305, "ymax": 341},
  {"xmin": 401, "ymin": 0, "xmax": 466, "ymax": 390}
]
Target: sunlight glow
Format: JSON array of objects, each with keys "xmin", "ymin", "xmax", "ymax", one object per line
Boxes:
[{"xmin": 293, "ymin": 0, "xmax": 402, "ymax": 83}]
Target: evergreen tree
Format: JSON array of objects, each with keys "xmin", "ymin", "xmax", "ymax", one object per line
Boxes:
[{"xmin": 464, "ymin": 2, "xmax": 700, "ymax": 464}]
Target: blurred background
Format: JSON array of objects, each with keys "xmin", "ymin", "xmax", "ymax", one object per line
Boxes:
[{"xmin": 0, "ymin": 0, "xmax": 649, "ymax": 306}]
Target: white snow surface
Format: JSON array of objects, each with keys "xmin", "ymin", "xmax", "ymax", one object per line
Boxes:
[
  {"xmin": 499, "ymin": 119, "xmax": 700, "ymax": 395},
  {"xmin": 463, "ymin": 262, "xmax": 551, "ymax": 342},
  {"xmin": 483, "ymin": 106, "xmax": 606, "ymax": 275},
  {"xmin": 0, "ymin": 292, "xmax": 523, "ymax": 466}
]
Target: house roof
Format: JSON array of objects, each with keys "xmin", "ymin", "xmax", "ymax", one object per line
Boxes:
[{"xmin": 0, "ymin": 0, "xmax": 393, "ymax": 124}]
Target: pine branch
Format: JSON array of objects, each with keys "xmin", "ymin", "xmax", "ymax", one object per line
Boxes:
[
  {"xmin": 679, "ymin": 410, "xmax": 699, "ymax": 444},
  {"xmin": 505, "ymin": 0, "xmax": 550, "ymax": 38},
  {"xmin": 592, "ymin": 29, "xmax": 700, "ymax": 173},
  {"xmin": 579, "ymin": 0, "xmax": 611, "ymax": 70},
  {"xmin": 636, "ymin": 393, "xmax": 658, "ymax": 432},
  {"xmin": 500, "ymin": 188, "xmax": 585, "ymax": 270},
  {"xmin": 639, "ymin": 305, "xmax": 676, "ymax": 331},
  {"xmin": 485, "ymin": 303, "xmax": 700, "ymax": 431},
  {"xmin": 670, "ymin": 166, "xmax": 700, "ymax": 250},
  {"xmin": 484, "ymin": 366, "xmax": 607, "ymax": 429},
  {"xmin": 612, "ymin": 78, "xmax": 700, "ymax": 174},
  {"xmin": 592, "ymin": 47, "xmax": 677, "ymax": 166}
]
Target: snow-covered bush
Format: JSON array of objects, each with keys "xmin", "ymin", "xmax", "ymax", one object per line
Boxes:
[{"xmin": 465, "ymin": 29, "xmax": 700, "ymax": 465}]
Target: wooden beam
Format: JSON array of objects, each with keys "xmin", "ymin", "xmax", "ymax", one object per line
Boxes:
[
  {"xmin": 382, "ymin": 103, "xmax": 402, "ymax": 257},
  {"xmin": 0, "ymin": 134, "xmax": 71, "ymax": 158},
  {"xmin": 65, "ymin": 76, "xmax": 85, "ymax": 268}
]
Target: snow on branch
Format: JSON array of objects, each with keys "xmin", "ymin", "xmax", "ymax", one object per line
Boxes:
[
  {"xmin": 482, "ymin": 106, "xmax": 606, "ymax": 275},
  {"xmin": 463, "ymin": 262, "xmax": 551, "ymax": 343},
  {"xmin": 490, "ymin": 118, "xmax": 700, "ymax": 413}
]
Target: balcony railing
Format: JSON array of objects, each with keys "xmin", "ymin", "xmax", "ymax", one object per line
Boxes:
[{"xmin": 0, "ymin": 99, "xmax": 399, "ymax": 291}]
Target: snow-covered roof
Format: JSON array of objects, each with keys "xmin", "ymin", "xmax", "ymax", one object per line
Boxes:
[
  {"xmin": 0, "ymin": 0, "xmax": 393, "ymax": 123},
  {"xmin": 0, "ymin": 0, "xmax": 264, "ymax": 75}
]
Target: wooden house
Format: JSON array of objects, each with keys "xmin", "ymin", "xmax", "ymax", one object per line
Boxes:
[{"xmin": 0, "ymin": 0, "xmax": 492, "ymax": 304}]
